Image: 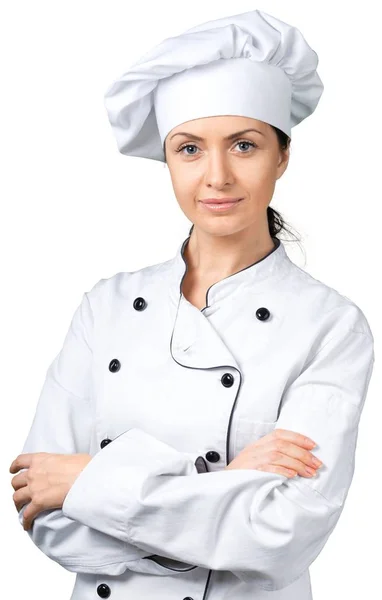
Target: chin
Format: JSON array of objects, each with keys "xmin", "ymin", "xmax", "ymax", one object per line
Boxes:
[{"xmin": 192, "ymin": 218, "xmax": 247, "ymax": 238}]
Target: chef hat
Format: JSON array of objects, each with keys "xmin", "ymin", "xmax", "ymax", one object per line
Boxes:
[{"xmin": 103, "ymin": 9, "xmax": 323, "ymax": 163}]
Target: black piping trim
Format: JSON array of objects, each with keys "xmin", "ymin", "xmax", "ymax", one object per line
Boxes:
[
  {"xmin": 144, "ymin": 237, "xmax": 279, "ymax": 595},
  {"xmin": 142, "ymin": 555, "xmax": 199, "ymax": 572},
  {"xmin": 203, "ymin": 569, "xmax": 214, "ymax": 599},
  {"xmin": 179, "ymin": 235, "xmax": 281, "ymax": 313},
  {"xmin": 168, "ymin": 300, "xmax": 244, "ymax": 600}
]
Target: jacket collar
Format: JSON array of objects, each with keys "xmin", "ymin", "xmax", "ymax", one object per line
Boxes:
[{"xmin": 168, "ymin": 233, "xmax": 292, "ymax": 309}]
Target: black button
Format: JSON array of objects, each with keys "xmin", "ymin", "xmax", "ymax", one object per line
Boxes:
[
  {"xmin": 100, "ymin": 438, "xmax": 112, "ymax": 449},
  {"xmin": 221, "ymin": 372, "xmax": 234, "ymax": 387},
  {"xmin": 97, "ymin": 583, "xmax": 111, "ymax": 598},
  {"xmin": 206, "ymin": 450, "xmax": 220, "ymax": 463},
  {"xmin": 109, "ymin": 358, "xmax": 121, "ymax": 373},
  {"xmin": 194, "ymin": 456, "xmax": 208, "ymax": 473},
  {"xmin": 255, "ymin": 307, "xmax": 270, "ymax": 321},
  {"xmin": 133, "ymin": 297, "xmax": 147, "ymax": 311},
  {"xmin": 183, "ymin": 597, "xmax": 194, "ymax": 600}
]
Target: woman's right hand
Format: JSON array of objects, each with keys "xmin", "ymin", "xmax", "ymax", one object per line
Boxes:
[{"xmin": 224, "ymin": 428, "xmax": 323, "ymax": 478}]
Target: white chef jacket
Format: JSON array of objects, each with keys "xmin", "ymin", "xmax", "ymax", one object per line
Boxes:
[{"xmin": 17, "ymin": 234, "xmax": 375, "ymax": 600}]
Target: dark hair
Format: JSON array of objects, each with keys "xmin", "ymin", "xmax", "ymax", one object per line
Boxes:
[{"xmin": 163, "ymin": 125, "xmax": 300, "ymax": 244}]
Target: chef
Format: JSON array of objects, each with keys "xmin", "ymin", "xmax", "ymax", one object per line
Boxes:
[{"xmin": 9, "ymin": 8, "xmax": 375, "ymax": 600}]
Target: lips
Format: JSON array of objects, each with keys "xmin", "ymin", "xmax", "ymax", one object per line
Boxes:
[
  {"xmin": 200, "ymin": 197, "xmax": 243, "ymax": 204},
  {"xmin": 199, "ymin": 198, "xmax": 243, "ymax": 212}
]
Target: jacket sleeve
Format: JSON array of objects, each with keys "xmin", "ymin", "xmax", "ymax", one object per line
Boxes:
[
  {"xmin": 62, "ymin": 307, "xmax": 375, "ymax": 591},
  {"xmin": 15, "ymin": 284, "xmax": 199, "ymax": 577}
]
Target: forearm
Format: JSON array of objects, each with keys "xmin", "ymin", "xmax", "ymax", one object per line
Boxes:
[{"xmin": 62, "ymin": 427, "xmax": 343, "ymax": 590}]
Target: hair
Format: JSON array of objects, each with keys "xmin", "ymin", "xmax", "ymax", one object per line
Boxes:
[{"xmin": 163, "ymin": 125, "xmax": 301, "ymax": 244}]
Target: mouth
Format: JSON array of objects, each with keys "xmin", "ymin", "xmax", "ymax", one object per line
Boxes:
[{"xmin": 199, "ymin": 198, "xmax": 244, "ymax": 211}]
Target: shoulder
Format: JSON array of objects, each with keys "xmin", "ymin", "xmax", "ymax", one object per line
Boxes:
[
  {"xmin": 83, "ymin": 256, "xmax": 173, "ymax": 316},
  {"xmin": 284, "ymin": 260, "xmax": 373, "ymax": 340}
]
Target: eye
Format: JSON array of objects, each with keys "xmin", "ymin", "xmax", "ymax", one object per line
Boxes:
[
  {"xmin": 176, "ymin": 143, "xmax": 199, "ymax": 156},
  {"xmin": 175, "ymin": 139, "xmax": 258, "ymax": 156},
  {"xmin": 235, "ymin": 140, "xmax": 257, "ymax": 153}
]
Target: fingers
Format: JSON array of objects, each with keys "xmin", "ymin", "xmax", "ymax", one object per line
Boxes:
[
  {"xmin": 272, "ymin": 428, "xmax": 317, "ymax": 450},
  {"xmin": 10, "ymin": 471, "xmax": 28, "ymax": 492},
  {"xmin": 257, "ymin": 464, "xmax": 298, "ymax": 478},
  {"xmin": 12, "ymin": 486, "xmax": 31, "ymax": 512},
  {"xmin": 270, "ymin": 438, "xmax": 322, "ymax": 471},
  {"xmin": 9, "ymin": 453, "xmax": 42, "ymax": 474},
  {"xmin": 22, "ymin": 502, "xmax": 38, "ymax": 530},
  {"xmin": 261, "ymin": 449, "xmax": 321, "ymax": 478},
  {"xmin": 250, "ymin": 429, "xmax": 324, "ymax": 479}
]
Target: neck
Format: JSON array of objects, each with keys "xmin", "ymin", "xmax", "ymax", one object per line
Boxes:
[{"xmin": 184, "ymin": 225, "xmax": 276, "ymax": 282}]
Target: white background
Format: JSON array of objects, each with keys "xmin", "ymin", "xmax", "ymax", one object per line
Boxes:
[{"xmin": 2, "ymin": 1, "xmax": 380, "ymax": 598}]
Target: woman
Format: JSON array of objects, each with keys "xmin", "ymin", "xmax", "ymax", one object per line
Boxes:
[{"xmin": 9, "ymin": 8, "xmax": 374, "ymax": 600}]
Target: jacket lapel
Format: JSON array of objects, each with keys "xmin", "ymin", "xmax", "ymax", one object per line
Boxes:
[{"xmin": 170, "ymin": 294, "xmax": 241, "ymax": 371}]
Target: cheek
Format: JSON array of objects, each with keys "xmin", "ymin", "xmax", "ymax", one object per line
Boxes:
[
  {"xmin": 170, "ymin": 176, "xmax": 198, "ymax": 216},
  {"xmin": 171, "ymin": 169, "xmax": 198, "ymax": 198},
  {"xmin": 245, "ymin": 170, "xmax": 276, "ymax": 202}
]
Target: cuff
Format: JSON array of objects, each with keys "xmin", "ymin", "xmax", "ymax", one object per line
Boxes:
[{"xmin": 62, "ymin": 427, "xmax": 202, "ymax": 541}]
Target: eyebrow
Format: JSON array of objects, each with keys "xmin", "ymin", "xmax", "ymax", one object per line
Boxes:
[{"xmin": 169, "ymin": 128, "xmax": 265, "ymax": 142}]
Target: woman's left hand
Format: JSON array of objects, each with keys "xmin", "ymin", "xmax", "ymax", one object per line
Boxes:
[{"xmin": 9, "ymin": 452, "xmax": 92, "ymax": 530}]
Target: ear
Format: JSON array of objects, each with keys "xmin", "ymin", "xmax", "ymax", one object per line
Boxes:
[{"xmin": 276, "ymin": 146, "xmax": 290, "ymax": 179}]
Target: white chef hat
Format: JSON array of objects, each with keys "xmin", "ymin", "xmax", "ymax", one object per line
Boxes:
[{"xmin": 103, "ymin": 9, "xmax": 324, "ymax": 163}]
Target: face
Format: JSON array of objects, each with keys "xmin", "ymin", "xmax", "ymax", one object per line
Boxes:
[{"xmin": 164, "ymin": 115, "xmax": 290, "ymax": 239}]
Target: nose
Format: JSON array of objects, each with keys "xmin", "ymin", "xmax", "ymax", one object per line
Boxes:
[{"xmin": 204, "ymin": 149, "xmax": 234, "ymax": 189}]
